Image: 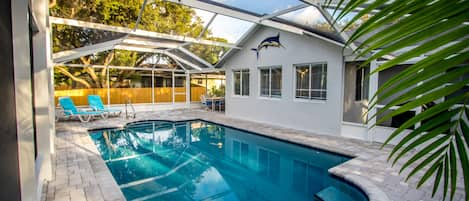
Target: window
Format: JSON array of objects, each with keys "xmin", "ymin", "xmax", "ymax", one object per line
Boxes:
[
  {"xmin": 295, "ymin": 63, "xmax": 327, "ymax": 100},
  {"xmin": 233, "ymin": 69, "xmax": 249, "ymax": 96},
  {"xmin": 260, "ymin": 66, "xmax": 282, "ymax": 98},
  {"xmin": 355, "ymin": 66, "xmax": 369, "ymax": 101}
]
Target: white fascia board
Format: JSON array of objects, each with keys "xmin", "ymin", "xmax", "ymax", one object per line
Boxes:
[
  {"xmin": 55, "ymin": 63, "xmax": 185, "ymax": 72},
  {"xmin": 114, "ymin": 45, "xmax": 164, "ymax": 53},
  {"xmin": 187, "ymin": 68, "xmax": 225, "ymax": 74},
  {"xmin": 53, "ymin": 38, "xmax": 124, "ymax": 63},
  {"xmin": 50, "ymin": 17, "xmax": 240, "ymax": 49},
  {"xmin": 164, "ymin": 52, "xmax": 203, "ymax": 71},
  {"xmin": 178, "ymin": 47, "xmax": 214, "ymax": 68},
  {"xmin": 122, "ymin": 38, "xmax": 180, "ymax": 49},
  {"xmin": 164, "ymin": 0, "xmax": 344, "ymax": 47}
]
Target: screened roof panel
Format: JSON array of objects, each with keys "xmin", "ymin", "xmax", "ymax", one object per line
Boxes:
[
  {"xmin": 204, "ymin": 14, "xmax": 255, "ymax": 43},
  {"xmin": 278, "ymin": 6, "xmax": 336, "ymax": 35},
  {"xmin": 51, "ymin": 0, "xmax": 353, "ymax": 70},
  {"xmin": 206, "ymin": 0, "xmax": 304, "ymax": 15},
  {"xmin": 52, "ymin": 24, "xmax": 126, "ymax": 53},
  {"xmin": 170, "ymin": 49, "xmax": 209, "ymax": 69},
  {"xmin": 185, "ymin": 44, "xmax": 231, "ymax": 65},
  {"xmin": 325, "ymin": 8, "xmax": 372, "ymax": 36}
]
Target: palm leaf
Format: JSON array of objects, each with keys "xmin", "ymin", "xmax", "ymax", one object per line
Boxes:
[
  {"xmin": 371, "ymin": 52, "xmax": 469, "ymax": 106},
  {"xmin": 433, "ymin": 163, "xmax": 444, "ymax": 197},
  {"xmin": 330, "ymin": 0, "xmax": 469, "ymax": 200},
  {"xmin": 388, "ymin": 109, "xmax": 458, "ymax": 160}
]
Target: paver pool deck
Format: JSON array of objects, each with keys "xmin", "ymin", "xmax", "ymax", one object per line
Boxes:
[{"xmin": 43, "ymin": 109, "xmax": 466, "ymax": 201}]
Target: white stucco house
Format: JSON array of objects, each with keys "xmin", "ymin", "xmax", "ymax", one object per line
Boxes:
[{"xmin": 220, "ymin": 25, "xmax": 416, "ymax": 144}]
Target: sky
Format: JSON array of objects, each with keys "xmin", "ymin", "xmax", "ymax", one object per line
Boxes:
[
  {"xmin": 194, "ymin": 8, "xmax": 253, "ymax": 43},
  {"xmin": 192, "ymin": 1, "xmax": 336, "ymax": 43},
  {"xmin": 211, "ymin": 0, "xmax": 302, "ymax": 14},
  {"xmin": 279, "ymin": 6, "xmax": 325, "ymax": 26}
]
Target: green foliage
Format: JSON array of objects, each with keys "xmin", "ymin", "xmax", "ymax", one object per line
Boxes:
[
  {"xmin": 329, "ymin": 0, "xmax": 468, "ymax": 200},
  {"xmin": 188, "ymin": 41, "xmax": 229, "ymax": 65},
  {"xmin": 208, "ymin": 84, "xmax": 225, "ymax": 97},
  {"xmin": 51, "ymin": 0, "xmax": 228, "ymax": 88}
]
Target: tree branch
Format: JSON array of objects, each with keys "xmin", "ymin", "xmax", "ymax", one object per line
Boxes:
[
  {"xmin": 80, "ymin": 56, "xmax": 101, "ymax": 88},
  {"xmin": 55, "ymin": 66, "xmax": 92, "ymax": 88}
]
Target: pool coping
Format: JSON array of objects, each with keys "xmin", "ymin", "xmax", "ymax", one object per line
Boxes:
[{"xmin": 87, "ymin": 118, "xmax": 390, "ymax": 201}]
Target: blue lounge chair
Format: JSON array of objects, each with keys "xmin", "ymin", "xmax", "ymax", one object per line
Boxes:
[
  {"xmin": 88, "ymin": 95, "xmax": 122, "ymax": 116},
  {"xmin": 58, "ymin": 97, "xmax": 105, "ymax": 122}
]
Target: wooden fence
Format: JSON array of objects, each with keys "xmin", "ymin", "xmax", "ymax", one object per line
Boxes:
[{"xmin": 54, "ymin": 87, "xmax": 206, "ymax": 106}]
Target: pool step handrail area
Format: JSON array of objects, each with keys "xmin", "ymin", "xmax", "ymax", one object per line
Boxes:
[{"xmin": 125, "ymin": 98, "xmax": 136, "ymax": 119}]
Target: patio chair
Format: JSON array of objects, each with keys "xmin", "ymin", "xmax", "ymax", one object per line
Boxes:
[
  {"xmin": 58, "ymin": 96, "xmax": 106, "ymax": 122},
  {"xmin": 217, "ymin": 98, "xmax": 225, "ymax": 112},
  {"xmin": 200, "ymin": 95, "xmax": 212, "ymax": 110},
  {"xmin": 88, "ymin": 95, "xmax": 122, "ymax": 116}
]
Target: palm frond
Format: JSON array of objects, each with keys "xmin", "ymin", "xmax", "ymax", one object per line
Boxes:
[{"xmin": 330, "ymin": 0, "xmax": 469, "ymax": 200}]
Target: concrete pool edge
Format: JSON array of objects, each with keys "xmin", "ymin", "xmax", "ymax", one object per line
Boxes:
[
  {"xmin": 329, "ymin": 165, "xmax": 390, "ymax": 201},
  {"xmin": 88, "ymin": 118, "xmax": 390, "ymax": 201}
]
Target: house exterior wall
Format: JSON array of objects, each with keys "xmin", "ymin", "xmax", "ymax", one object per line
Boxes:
[{"xmin": 222, "ymin": 27, "xmax": 344, "ymax": 136}]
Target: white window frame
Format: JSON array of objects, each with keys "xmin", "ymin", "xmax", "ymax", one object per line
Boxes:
[
  {"xmin": 258, "ymin": 66, "xmax": 282, "ymax": 98},
  {"xmin": 293, "ymin": 62, "xmax": 328, "ymax": 101},
  {"xmin": 233, "ymin": 69, "xmax": 249, "ymax": 96}
]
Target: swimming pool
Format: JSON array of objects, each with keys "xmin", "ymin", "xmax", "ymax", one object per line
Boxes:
[{"xmin": 89, "ymin": 120, "xmax": 368, "ymax": 201}]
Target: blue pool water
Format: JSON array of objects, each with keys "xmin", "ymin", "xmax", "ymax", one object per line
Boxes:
[{"xmin": 89, "ymin": 120, "xmax": 368, "ymax": 201}]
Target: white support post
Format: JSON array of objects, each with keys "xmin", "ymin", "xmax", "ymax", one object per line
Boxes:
[
  {"xmin": 12, "ymin": 1, "xmax": 35, "ymax": 200},
  {"xmin": 32, "ymin": 0, "xmax": 54, "ymax": 197},
  {"xmin": 205, "ymin": 74, "xmax": 208, "ymax": 96},
  {"xmin": 107, "ymin": 66, "xmax": 111, "ymax": 105},
  {"xmin": 367, "ymin": 60, "xmax": 379, "ymax": 144},
  {"xmin": 172, "ymin": 71, "xmax": 175, "ymax": 105},
  {"xmin": 186, "ymin": 72, "xmax": 191, "ymax": 106},
  {"xmin": 151, "ymin": 68, "xmax": 155, "ymax": 105}
]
